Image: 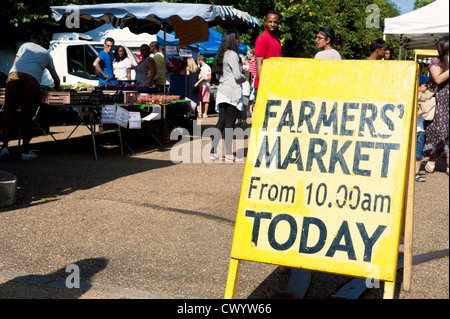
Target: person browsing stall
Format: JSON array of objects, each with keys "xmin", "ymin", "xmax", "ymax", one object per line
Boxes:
[
  {"xmin": 113, "ymin": 45, "xmax": 132, "ymax": 81},
  {"xmin": 366, "ymin": 38, "xmax": 386, "ymax": 60},
  {"xmin": 384, "ymin": 47, "xmax": 394, "ymax": 60},
  {"xmin": 195, "ymin": 55, "xmax": 212, "ymax": 118},
  {"xmin": 210, "ymin": 30, "xmax": 246, "ymax": 163},
  {"xmin": 93, "ymin": 37, "xmax": 115, "ymax": 84},
  {"xmin": 149, "ymin": 41, "xmax": 166, "ymax": 88},
  {"xmin": 415, "ymin": 75, "xmax": 433, "ymax": 182},
  {"xmin": 246, "ymin": 49, "xmax": 257, "ymax": 119},
  {"xmin": 185, "ymin": 57, "xmax": 201, "ymax": 116},
  {"xmin": 0, "ymin": 33, "xmax": 60, "ymax": 161},
  {"xmin": 135, "ymin": 44, "xmax": 157, "ymax": 87},
  {"xmin": 423, "ymin": 36, "xmax": 449, "ymax": 175},
  {"xmin": 314, "ymin": 27, "xmax": 344, "ymax": 60},
  {"xmin": 254, "ymin": 11, "xmax": 282, "ymax": 97}
]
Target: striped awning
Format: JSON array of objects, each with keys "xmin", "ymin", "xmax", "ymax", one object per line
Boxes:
[
  {"xmin": 52, "ymin": 3, "xmax": 260, "ymax": 48},
  {"xmin": 215, "ymin": 5, "xmax": 261, "ymax": 28}
]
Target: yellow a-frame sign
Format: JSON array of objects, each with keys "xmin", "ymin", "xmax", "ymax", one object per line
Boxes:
[{"xmin": 225, "ymin": 58, "xmax": 418, "ymax": 299}]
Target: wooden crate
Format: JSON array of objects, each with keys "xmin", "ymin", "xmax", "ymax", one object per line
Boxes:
[
  {"xmin": 123, "ymin": 91, "xmax": 138, "ymax": 104},
  {"xmin": 102, "ymin": 90, "xmax": 123, "ymax": 104},
  {"xmin": 70, "ymin": 90, "xmax": 103, "ymax": 105},
  {"xmin": 41, "ymin": 91, "xmax": 71, "ymax": 104}
]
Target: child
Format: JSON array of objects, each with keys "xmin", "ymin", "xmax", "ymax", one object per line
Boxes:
[{"xmin": 415, "ymin": 75, "xmax": 433, "ymax": 182}]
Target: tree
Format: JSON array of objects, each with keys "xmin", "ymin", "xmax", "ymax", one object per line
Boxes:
[
  {"xmin": 0, "ymin": 0, "xmax": 123, "ymax": 48},
  {"xmin": 414, "ymin": 0, "xmax": 435, "ymax": 10},
  {"xmin": 275, "ymin": 0, "xmax": 400, "ymax": 59}
]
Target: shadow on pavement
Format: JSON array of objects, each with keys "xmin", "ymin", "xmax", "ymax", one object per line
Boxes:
[
  {"xmin": 0, "ymin": 257, "xmax": 108, "ymax": 299},
  {"xmin": 0, "ymin": 132, "xmax": 178, "ymax": 212}
]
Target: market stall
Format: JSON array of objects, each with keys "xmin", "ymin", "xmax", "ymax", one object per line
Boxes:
[
  {"xmin": 1, "ymin": 3, "xmax": 261, "ymax": 159},
  {"xmin": 384, "ymin": 0, "xmax": 449, "ymax": 53},
  {"xmin": 1, "ymin": 87, "xmax": 190, "ymax": 160},
  {"xmin": 51, "ymin": 2, "xmax": 261, "ymax": 93}
]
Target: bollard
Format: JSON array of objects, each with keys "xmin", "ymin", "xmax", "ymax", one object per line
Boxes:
[{"xmin": 0, "ymin": 170, "xmax": 17, "ymax": 207}]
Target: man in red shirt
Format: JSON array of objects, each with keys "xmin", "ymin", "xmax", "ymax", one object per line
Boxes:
[{"xmin": 254, "ymin": 11, "xmax": 282, "ymax": 93}]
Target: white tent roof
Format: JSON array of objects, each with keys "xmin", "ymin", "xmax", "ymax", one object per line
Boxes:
[
  {"xmin": 84, "ymin": 23, "xmax": 156, "ymax": 48},
  {"xmin": 384, "ymin": 0, "xmax": 449, "ymax": 49}
]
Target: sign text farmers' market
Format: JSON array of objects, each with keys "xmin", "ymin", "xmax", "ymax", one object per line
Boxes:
[{"xmin": 254, "ymin": 98, "xmax": 404, "ymax": 179}]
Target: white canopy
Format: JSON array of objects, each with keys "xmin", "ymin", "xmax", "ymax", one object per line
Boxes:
[
  {"xmin": 84, "ymin": 23, "xmax": 156, "ymax": 48},
  {"xmin": 384, "ymin": 0, "xmax": 449, "ymax": 50}
]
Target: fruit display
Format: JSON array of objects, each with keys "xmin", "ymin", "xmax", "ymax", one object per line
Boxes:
[{"xmin": 137, "ymin": 94, "xmax": 181, "ymax": 105}]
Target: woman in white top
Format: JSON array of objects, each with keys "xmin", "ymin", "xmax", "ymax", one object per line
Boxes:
[
  {"xmin": 113, "ymin": 45, "xmax": 132, "ymax": 81},
  {"xmin": 314, "ymin": 27, "xmax": 344, "ymax": 60},
  {"xmin": 210, "ymin": 30, "xmax": 246, "ymax": 162}
]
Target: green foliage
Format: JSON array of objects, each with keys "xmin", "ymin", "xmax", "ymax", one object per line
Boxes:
[
  {"xmin": 0, "ymin": 0, "xmax": 104, "ymax": 48},
  {"xmin": 275, "ymin": 0, "xmax": 400, "ymax": 59},
  {"xmin": 414, "ymin": 0, "xmax": 435, "ymax": 10}
]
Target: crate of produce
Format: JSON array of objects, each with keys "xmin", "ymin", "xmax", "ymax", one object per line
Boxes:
[
  {"xmin": 41, "ymin": 91, "xmax": 71, "ymax": 104},
  {"xmin": 123, "ymin": 91, "xmax": 138, "ymax": 104},
  {"xmin": 70, "ymin": 90, "xmax": 103, "ymax": 105},
  {"xmin": 102, "ymin": 90, "xmax": 123, "ymax": 104},
  {"xmin": 103, "ymin": 90, "xmax": 123, "ymax": 104}
]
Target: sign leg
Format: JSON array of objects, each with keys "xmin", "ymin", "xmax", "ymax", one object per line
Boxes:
[
  {"xmin": 383, "ymin": 280, "xmax": 395, "ymax": 299},
  {"xmin": 402, "ymin": 94, "xmax": 418, "ymax": 292},
  {"xmin": 402, "ymin": 199, "xmax": 414, "ymax": 291},
  {"xmin": 224, "ymin": 258, "xmax": 241, "ymax": 299}
]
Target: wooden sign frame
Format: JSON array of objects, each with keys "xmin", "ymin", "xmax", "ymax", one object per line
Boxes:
[{"xmin": 225, "ymin": 58, "xmax": 419, "ymax": 299}]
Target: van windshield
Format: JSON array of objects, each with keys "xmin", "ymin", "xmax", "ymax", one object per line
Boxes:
[{"xmin": 67, "ymin": 44, "xmax": 99, "ymax": 80}]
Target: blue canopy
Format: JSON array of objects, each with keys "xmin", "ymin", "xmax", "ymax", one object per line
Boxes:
[
  {"xmin": 51, "ymin": 2, "xmax": 260, "ymax": 47},
  {"xmin": 157, "ymin": 28, "xmax": 248, "ymax": 56},
  {"xmin": 156, "ymin": 30, "xmax": 199, "ymax": 56}
]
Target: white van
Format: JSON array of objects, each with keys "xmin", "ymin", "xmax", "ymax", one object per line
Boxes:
[{"xmin": 41, "ymin": 38, "xmax": 138, "ymax": 87}]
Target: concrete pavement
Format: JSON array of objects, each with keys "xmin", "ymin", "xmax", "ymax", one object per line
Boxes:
[{"xmin": 0, "ymin": 115, "xmax": 448, "ymax": 299}]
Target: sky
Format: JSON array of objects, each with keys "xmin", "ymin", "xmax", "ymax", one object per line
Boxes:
[{"xmin": 391, "ymin": 0, "xmax": 416, "ymax": 14}]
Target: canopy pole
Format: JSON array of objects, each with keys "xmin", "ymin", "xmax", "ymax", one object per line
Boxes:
[{"xmin": 163, "ymin": 26, "xmax": 167, "ymax": 94}]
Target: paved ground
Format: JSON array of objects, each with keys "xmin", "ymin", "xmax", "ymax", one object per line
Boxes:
[{"xmin": 0, "ymin": 115, "xmax": 448, "ymax": 299}]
